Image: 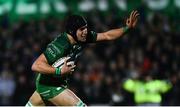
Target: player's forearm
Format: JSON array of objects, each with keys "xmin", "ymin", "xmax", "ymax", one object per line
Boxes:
[
  {"xmin": 105, "ymin": 26, "xmax": 129, "ymax": 40},
  {"xmin": 31, "ymin": 61, "xmax": 55, "ymax": 74}
]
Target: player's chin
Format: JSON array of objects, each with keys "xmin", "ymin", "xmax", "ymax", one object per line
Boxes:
[{"xmin": 81, "ymin": 38, "xmax": 87, "ymax": 42}]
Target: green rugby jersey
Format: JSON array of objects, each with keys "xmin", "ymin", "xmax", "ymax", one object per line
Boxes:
[{"xmin": 36, "ymin": 31, "xmax": 97, "ymax": 87}]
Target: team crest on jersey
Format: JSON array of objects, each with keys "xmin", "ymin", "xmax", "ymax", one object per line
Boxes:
[{"xmin": 47, "ymin": 44, "xmax": 62, "ymax": 58}]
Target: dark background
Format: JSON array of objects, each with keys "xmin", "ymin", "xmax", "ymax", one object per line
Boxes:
[{"xmin": 0, "ymin": 0, "xmax": 179, "ymax": 106}]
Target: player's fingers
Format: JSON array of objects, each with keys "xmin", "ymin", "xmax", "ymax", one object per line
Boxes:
[
  {"xmin": 67, "ymin": 61, "xmax": 74, "ymax": 66},
  {"xmin": 134, "ymin": 12, "xmax": 140, "ymax": 20},
  {"xmin": 64, "ymin": 58, "xmax": 69, "ymax": 66},
  {"xmin": 132, "ymin": 10, "xmax": 137, "ymax": 17},
  {"xmin": 70, "ymin": 65, "xmax": 76, "ymax": 70},
  {"xmin": 64, "ymin": 59, "xmax": 67, "ymax": 66},
  {"xmin": 134, "ymin": 14, "xmax": 140, "ymax": 25},
  {"xmin": 132, "ymin": 11, "xmax": 139, "ymax": 21},
  {"xmin": 130, "ymin": 10, "xmax": 134, "ymax": 19},
  {"xmin": 130, "ymin": 10, "xmax": 134, "ymax": 18},
  {"xmin": 130, "ymin": 11, "xmax": 137, "ymax": 23}
]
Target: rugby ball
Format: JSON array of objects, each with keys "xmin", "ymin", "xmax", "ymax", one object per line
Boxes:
[{"xmin": 52, "ymin": 56, "xmax": 74, "ymax": 68}]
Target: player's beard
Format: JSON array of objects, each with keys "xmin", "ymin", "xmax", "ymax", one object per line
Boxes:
[
  {"xmin": 81, "ymin": 35, "xmax": 87, "ymax": 41},
  {"xmin": 76, "ymin": 34, "xmax": 87, "ymax": 44},
  {"xmin": 77, "ymin": 37, "xmax": 87, "ymax": 45}
]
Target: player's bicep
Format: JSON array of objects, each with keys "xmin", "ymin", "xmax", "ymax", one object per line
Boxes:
[
  {"xmin": 37, "ymin": 54, "xmax": 48, "ymax": 63},
  {"xmin": 33, "ymin": 54, "xmax": 48, "ymax": 66},
  {"xmin": 96, "ymin": 32, "xmax": 108, "ymax": 41},
  {"xmin": 31, "ymin": 54, "xmax": 48, "ymax": 71}
]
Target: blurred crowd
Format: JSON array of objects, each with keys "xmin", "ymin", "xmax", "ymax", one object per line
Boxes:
[{"xmin": 0, "ymin": 10, "xmax": 179, "ymax": 106}]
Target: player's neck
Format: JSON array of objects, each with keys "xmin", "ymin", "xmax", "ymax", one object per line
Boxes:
[{"xmin": 67, "ymin": 34, "xmax": 77, "ymax": 45}]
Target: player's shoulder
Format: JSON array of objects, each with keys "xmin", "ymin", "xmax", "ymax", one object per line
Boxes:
[
  {"xmin": 55, "ymin": 32, "xmax": 68, "ymax": 40},
  {"xmin": 52, "ymin": 32, "xmax": 68, "ymax": 43},
  {"xmin": 49, "ymin": 32, "xmax": 71, "ymax": 48}
]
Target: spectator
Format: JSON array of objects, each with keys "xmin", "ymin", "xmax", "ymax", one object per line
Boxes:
[
  {"xmin": 123, "ymin": 73, "xmax": 172, "ymax": 106},
  {"xmin": 0, "ymin": 70, "xmax": 16, "ymax": 105}
]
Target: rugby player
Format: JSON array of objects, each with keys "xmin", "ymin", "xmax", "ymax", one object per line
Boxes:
[{"xmin": 25, "ymin": 10, "xmax": 139, "ymax": 106}]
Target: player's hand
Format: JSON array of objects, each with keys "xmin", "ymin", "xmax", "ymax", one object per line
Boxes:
[
  {"xmin": 61, "ymin": 58, "xmax": 76, "ymax": 75},
  {"xmin": 126, "ymin": 10, "xmax": 140, "ymax": 28}
]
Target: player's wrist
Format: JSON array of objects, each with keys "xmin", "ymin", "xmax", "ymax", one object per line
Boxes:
[
  {"xmin": 55, "ymin": 67, "xmax": 61, "ymax": 75},
  {"xmin": 122, "ymin": 26, "xmax": 130, "ymax": 33}
]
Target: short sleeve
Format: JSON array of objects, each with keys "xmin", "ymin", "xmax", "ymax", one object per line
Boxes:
[
  {"xmin": 86, "ymin": 31, "xmax": 97, "ymax": 43},
  {"xmin": 43, "ymin": 43, "xmax": 64, "ymax": 65}
]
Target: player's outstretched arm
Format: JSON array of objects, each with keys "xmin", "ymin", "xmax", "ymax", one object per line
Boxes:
[
  {"xmin": 96, "ymin": 10, "xmax": 139, "ymax": 41},
  {"xmin": 31, "ymin": 54, "xmax": 75, "ymax": 75}
]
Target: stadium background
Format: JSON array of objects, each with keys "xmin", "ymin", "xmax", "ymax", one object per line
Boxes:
[{"xmin": 0, "ymin": 0, "xmax": 179, "ymax": 106}]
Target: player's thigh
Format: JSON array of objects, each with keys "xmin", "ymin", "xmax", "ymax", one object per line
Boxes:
[
  {"xmin": 29, "ymin": 91, "xmax": 45, "ymax": 106},
  {"xmin": 49, "ymin": 89, "xmax": 84, "ymax": 106}
]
